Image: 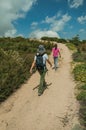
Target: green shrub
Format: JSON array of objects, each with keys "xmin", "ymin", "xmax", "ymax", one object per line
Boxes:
[
  {"xmin": 80, "ymin": 84, "xmax": 86, "ymax": 90},
  {"xmin": 72, "ymin": 124, "xmax": 84, "ymax": 130},
  {"xmin": 66, "ymin": 43, "xmax": 76, "ymax": 50},
  {"xmin": 77, "ymin": 91, "xmax": 86, "ymax": 101},
  {"xmin": 73, "ymin": 64, "xmax": 86, "ymax": 82},
  {"xmin": 79, "ymin": 106, "xmax": 86, "ymax": 128},
  {"xmin": 72, "ymin": 52, "xmax": 86, "ymax": 62},
  {"xmin": 0, "ymin": 49, "xmax": 33, "ymax": 102},
  {"xmin": 77, "ymin": 43, "xmax": 86, "ymax": 53}
]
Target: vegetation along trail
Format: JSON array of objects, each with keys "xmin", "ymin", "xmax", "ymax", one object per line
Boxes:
[{"xmin": 0, "ymin": 43, "xmax": 79, "ymax": 130}]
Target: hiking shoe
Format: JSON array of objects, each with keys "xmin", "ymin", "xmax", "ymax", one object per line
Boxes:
[
  {"xmin": 55, "ymin": 66, "xmax": 58, "ymax": 70},
  {"xmin": 52, "ymin": 67, "xmax": 55, "ymax": 69},
  {"xmin": 38, "ymin": 93, "xmax": 42, "ymax": 96}
]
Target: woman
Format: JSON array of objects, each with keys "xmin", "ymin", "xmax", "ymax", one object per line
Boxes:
[{"xmin": 52, "ymin": 43, "xmax": 61, "ymax": 70}]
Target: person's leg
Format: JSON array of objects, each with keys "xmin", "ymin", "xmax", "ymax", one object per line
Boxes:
[
  {"xmin": 52, "ymin": 57, "xmax": 56, "ymax": 69},
  {"xmin": 54, "ymin": 57, "xmax": 58, "ymax": 69},
  {"xmin": 54, "ymin": 57, "xmax": 55, "ymax": 68},
  {"xmin": 38, "ymin": 70, "xmax": 46, "ymax": 95},
  {"xmin": 56, "ymin": 57, "xmax": 58, "ymax": 67}
]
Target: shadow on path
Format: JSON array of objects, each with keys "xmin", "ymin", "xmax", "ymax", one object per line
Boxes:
[{"xmin": 33, "ymin": 83, "xmax": 52, "ymax": 90}]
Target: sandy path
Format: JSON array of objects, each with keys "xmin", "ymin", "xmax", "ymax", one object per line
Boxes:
[{"xmin": 0, "ymin": 43, "xmax": 79, "ymax": 130}]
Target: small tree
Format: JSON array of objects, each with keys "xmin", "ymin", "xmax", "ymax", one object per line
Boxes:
[{"xmin": 71, "ymin": 35, "xmax": 81, "ymax": 46}]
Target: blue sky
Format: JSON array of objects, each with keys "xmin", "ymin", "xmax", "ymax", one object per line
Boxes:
[{"xmin": 0, "ymin": 0, "xmax": 86, "ymax": 40}]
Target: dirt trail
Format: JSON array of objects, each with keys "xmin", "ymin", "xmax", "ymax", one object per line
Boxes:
[{"xmin": 0, "ymin": 43, "xmax": 79, "ymax": 130}]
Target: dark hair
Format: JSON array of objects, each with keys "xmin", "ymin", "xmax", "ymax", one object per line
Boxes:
[{"xmin": 54, "ymin": 44, "xmax": 57, "ymax": 50}]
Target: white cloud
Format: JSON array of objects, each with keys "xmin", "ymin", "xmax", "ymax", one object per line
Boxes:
[
  {"xmin": 5, "ymin": 29, "xmax": 17, "ymax": 37},
  {"xmin": 56, "ymin": 11, "xmax": 62, "ymax": 18},
  {"xmin": 43, "ymin": 13, "xmax": 71, "ymax": 31},
  {"xmin": 31, "ymin": 22, "xmax": 38, "ymax": 26},
  {"xmin": 29, "ymin": 13, "xmax": 71, "ymax": 39},
  {"xmin": 0, "ymin": 0, "xmax": 37, "ymax": 37},
  {"xmin": 69, "ymin": 25, "xmax": 73, "ymax": 29},
  {"xmin": 68, "ymin": 0, "xmax": 84, "ymax": 8},
  {"xmin": 31, "ymin": 22, "xmax": 38, "ymax": 29},
  {"xmin": 77, "ymin": 15, "xmax": 86, "ymax": 24},
  {"xmin": 51, "ymin": 14, "xmax": 71, "ymax": 31},
  {"xmin": 42, "ymin": 16, "xmax": 56, "ymax": 24},
  {"xmin": 79, "ymin": 29, "xmax": 85, "ymax": 32},
  {"xmin": 29, "ymin": 29, "xmax": 60, "ymax": 39}
]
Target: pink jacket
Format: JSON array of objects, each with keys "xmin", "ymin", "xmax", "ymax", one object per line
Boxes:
[{"xmin": 52, "ymin": 47, "xmax": 60, "ymax": 57}]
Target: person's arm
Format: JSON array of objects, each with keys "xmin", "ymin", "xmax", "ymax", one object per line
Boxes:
[
  {"xmin": 30, "ymin": 60, "xmax": 36, "ymax": 74},
  {"xmin": 59, "ymin": 51, "xmax": 61, "ymax": 58},
  {"xmin": 47, "ymin": 59, "xmax": 52, "ymax": 67},
  {"xmin": 58, "ymin": 49, "xmax": 61, "ymax": 58}
]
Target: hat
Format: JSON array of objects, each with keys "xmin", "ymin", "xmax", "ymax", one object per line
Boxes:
[{"xmin": 37, "ymin": 45, "xmax": 46, "ymax": 54}]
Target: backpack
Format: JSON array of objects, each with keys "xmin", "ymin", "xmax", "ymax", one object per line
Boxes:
[{"xmin": 36, "ymin": 54, "xmax": 45, "ymax": 71}]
